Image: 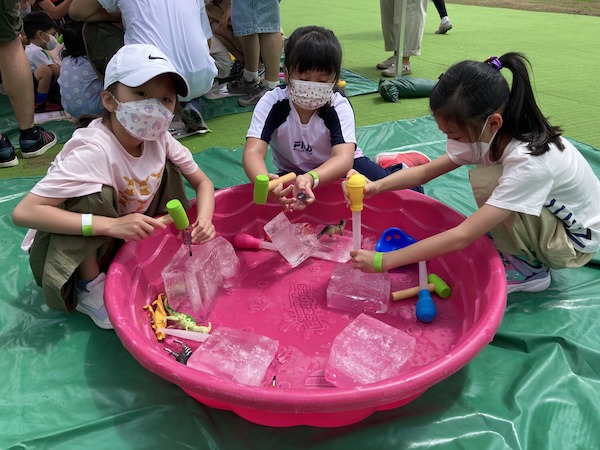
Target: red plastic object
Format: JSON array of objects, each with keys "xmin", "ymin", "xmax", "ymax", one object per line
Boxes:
[{"xmin": 106, "ymin": 181, "xmax": 506, "ymax": 427}]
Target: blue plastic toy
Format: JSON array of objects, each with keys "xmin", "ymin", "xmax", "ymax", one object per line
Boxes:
[{"xmin": 375, "ymin": 227, "xmax": 417, "ymax": 252}]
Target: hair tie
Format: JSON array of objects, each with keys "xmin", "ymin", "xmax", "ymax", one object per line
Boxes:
[{"xmin": 485, "ymin": 56, "xmax": 502, "ymax": 71}]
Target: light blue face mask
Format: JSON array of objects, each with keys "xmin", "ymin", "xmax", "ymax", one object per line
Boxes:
[{"xmin": 445, "ymin": 117, "xmax": 498, "ymax": 165}]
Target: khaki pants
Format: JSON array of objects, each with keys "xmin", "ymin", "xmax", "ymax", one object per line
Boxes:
[{"xmin": 469, "ymin": 164, "xmax": 593, "ymax": 269}]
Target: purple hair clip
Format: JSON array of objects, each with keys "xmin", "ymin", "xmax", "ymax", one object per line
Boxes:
[{"xmin": 485, "ymin": 56, "xmax": 502, "ymax": 71}]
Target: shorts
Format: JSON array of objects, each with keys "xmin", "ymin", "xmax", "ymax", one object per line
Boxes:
[
  {"xmin": 0, "ymin": 0, "xmax": 21, "ymax": 43},
  {"xmin": 230, "ymin": 0, "xmax": 280, "ymax": 37}
]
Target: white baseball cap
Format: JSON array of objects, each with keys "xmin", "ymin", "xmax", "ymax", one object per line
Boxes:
[{"xmin": 104, "ymin": 44, "xmax": 190, "ymax": 97}]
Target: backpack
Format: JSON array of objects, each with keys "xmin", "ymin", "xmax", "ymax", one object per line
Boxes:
[{"xmin": 82, "ymin": 21, "xmax": 124, "ymax": 81}]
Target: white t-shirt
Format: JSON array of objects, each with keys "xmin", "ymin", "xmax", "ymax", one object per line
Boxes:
[
  {"xmin": 32, "ymin": 118, "xmax": 199, "ymax": 215},
  {"xmin": 25, "ymin": 43, "xmax": 56, "ymax": 71},
  {"xmin": 99, "ymin": 0, "xmax": 217, "ymax": 101},
  {"xmin": 483, "ymin": 137, "xmax": 600, "ymax": 253},
  {"xmin": 246, "ymin": 86, "xmax": 364, "ymax": 174}
]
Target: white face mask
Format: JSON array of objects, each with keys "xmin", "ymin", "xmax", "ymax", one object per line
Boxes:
[
  {"xmin": 18, "ymin": 1, "xmax": 31, "ymax": 18},
  {"xmin": 111, "ymin": 95, "xmax": 174, "ymax": 141},
  {"xmin": 42, "ymin": 32, "xmax": 58, "ymax": 51},
  {"xmin": 288, "ymin": 78, "xmax": 335, "ymax": 111},
  {"xmin": 446, "ymin": 117, "xmax": 498, "ymax": 165}
]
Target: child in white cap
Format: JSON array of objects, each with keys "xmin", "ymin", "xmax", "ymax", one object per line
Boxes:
[{"xmin": 13, "ymin": 44, "xmax": 216, "ymax": 329}]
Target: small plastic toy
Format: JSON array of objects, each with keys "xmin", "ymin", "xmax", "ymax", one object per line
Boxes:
[
  {"xmin": 345, "ymin": 173, "xmax": 367, "ymax": 250},
  {"xmin": 158, "ymin": 199, "xmax": 193, "ymax": 256},
  {"xmin": 318, "ymin": 219, "xmax": 346, "ymax": 239},
  {"xmin": 416, "ymin": 261, "xmax": 437, "ymax": 323},
  {"xmin": 253, "ymin": 172, "xmax": 297, "ymax": 205},
  {"xmin": 164, "ymin": 339, "xmax": 194, "ymax": 364},
  {"xmin": 163, "ymin": 297, "xmax": 212, "ymax": 333},
  {"xmin": 375, "ymin": 227, "xmax": 417, "ymax": 252},
  {"xmin": 143, "ymin": 293, "xmax": 169, "ymax": 340}
]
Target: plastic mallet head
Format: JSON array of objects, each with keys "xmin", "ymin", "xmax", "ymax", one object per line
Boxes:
[
  {"xmin": 416, "ymin": 290, "xmax": 437, "ymax": 323},
  {"xmin": 253, "ymin": 174, "xmax": 270, "ymax": 205},
  {"xmin": 166, "ymin": 199, "xmax": 189, "ymax": 231},
  {"xmin": 428, "ymin": 273, "xmax": 451, "ymax": 298},
  {"xmin": 346, "ymin": 173, "xmax": 367, "ymax": 212}
]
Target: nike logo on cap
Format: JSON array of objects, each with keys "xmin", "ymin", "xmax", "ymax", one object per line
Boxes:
[{"xmin": 148, "ymin": 55, "xmax": 166, "ymax": 61}]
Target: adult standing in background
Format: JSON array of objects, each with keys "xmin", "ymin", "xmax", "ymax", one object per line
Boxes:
[
  {"xmin": 226, "ymin": 0, "xmax": 282, "ymax": 107},
  {"xmin": 377, "ymin": 0, "xmax": 428, "ymax": 77},
  {"xmin": 432, "ymin": 0, "xmax": 452, "ymax": 34},
  {"xmin": 70, "ymin": 0, "xmax": 218, "ymax": 130}
]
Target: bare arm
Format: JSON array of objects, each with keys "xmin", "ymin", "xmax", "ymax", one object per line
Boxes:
[
  {"xmin": 69, "ymin": 0, "xmax": 120, "ymax": 22},
  {"xmin": 12, "ymin": 192, "xmax": 167, "ymax": 241},
  {"xmin": 183, "ymin": 168, "xmax": 216, "ymax": 244},
  {"xmin": 37, "ymin": 0, "xmax": 73, "ymax": 21},
  {"xmin": 351, "ymin": 204, "xmax": 512, "ymax": 272},
  {"xmin": 242, "ymin": 136, "xmax": 269, "ymax": 183}
]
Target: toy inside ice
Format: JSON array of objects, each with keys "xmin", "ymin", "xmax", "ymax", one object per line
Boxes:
[
  {"xmin": 324, "ymin": 313, "xmax": 416, "ymax": 387},
  {"xmin": 161, "ymin": 236, "xmax": 242, "ymax": 319},
  {"xmin": 186, "ymin": 327, "xmax": 279, "ymax": 387}
]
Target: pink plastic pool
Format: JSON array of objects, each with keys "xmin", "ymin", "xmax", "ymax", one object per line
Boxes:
[{"xmin": 105, "ymin": 182, "xmax": 506, "ymax": 427}]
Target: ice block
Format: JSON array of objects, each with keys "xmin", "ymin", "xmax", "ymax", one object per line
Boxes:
[
  {"xmin": 326, "ymin": 263, "xmax": 391, "ymax": 314},
  {"xmin": 161, "ymin": 236, "xmax": 242, "ymax": 319},
  {"xmin": 186, "ymin": 327, "xmax": 279, "ymax": 386},
  {"xmin": 324, "ymin": 313, "xmax": 416, "ymax": 387},
  {"xmin": 263, "ymin": 212, "xmax": 317, "ymax": 267}
]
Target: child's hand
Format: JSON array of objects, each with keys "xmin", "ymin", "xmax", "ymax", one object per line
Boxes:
[
  {"xmin": 350, "ymin": 249, "xmax": 378, "ymax": 273},
  {"xmin": 111, "ymin": 214, "xmax": 166, "ymax": 241},
  {"xmin": 268, "ymin": 174, "xmax": 296, "ymax": 210},
  {"xmin": 191, "ymin": 217, "xmax": 216, "ymax": 244},
  {"xmin": 341, "ymin": 169, "xmax": 378, "ymax": 207},
  {"xmin": 287, "ymin": 175, "xmax": 316, "ymax": 211}
]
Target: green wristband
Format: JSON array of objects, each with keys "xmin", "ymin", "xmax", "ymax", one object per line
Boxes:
[
  {"xmin": 373, "ymin": 252, "xmax": 384, "ymax": 272},
  {"xmin": 307, "ymin": 170, "xmax": 319, "ymax": 189},
  {"xmin": 82, "ymin": 213, "xmax": 94, "ymax": 237}
]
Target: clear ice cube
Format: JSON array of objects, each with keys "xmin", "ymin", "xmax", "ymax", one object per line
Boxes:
[
  {"xmin": 186, "ymin": 327, "xmax": 279, "ymax": 386},
  {"xmin": 326, "ymin": 263, "xmax": 391, "ymax": 314},
  {"xmin": 263, "ymin": 212, "xmax": 316, "ymax": 267},
  {"xmin": 161, "ymin": 236, "xmax": 241, "ymax": 319},
  {"xmin": 324, "ymin": 313, "xmax": 416, "ymax": 387}
]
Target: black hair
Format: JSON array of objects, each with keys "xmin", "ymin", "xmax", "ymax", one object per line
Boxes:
[
  {"xmin": 23, "ymin": 11, "xmax": 58, "ymax": 40},
  {"xmin": 284, "ymin": 26, "xmax": 342, "ymax": 81},
  {"xmin": 61, "ymin": 20, "xmax": 87, "ymax": 58},
  {"xmin": 430, "ymin": 52, "xmax": 563, "ymax": 161}
]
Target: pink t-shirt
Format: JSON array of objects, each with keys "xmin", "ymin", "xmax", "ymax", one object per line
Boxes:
[{"xmin": 32, "ymin": 118, "xmax": 199, "ymax": 215}]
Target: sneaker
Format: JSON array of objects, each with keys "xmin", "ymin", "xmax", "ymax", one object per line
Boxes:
[
  {"xmin": 35, "ymin": 100, "xmax": 64, "ymax": 113},
  {"xmin": 0, "ymin": 134, "xmax": 19, "ymax": 168},
  {"xmin": 238, "ymin": 81, "xmax": 270, "ymax": 107},
  {"xmin": 76, "ymin": 273, "xmax": 113, "ymax": 329},
  {"xmin": 227, "ymin": 76, "xmax": 260, "ymax": 95},
  {"xmin": 229, "ymin": 60, "xmax": 244, "ymax": 79},
  {"xmin": 381, "ymin": 64, "xmax": 411, "ymax": 77},
  {"xmin": 501, "ymin": 253, "xmax": 551, "ymax": 294},
  {"xmin": 376, "ymin": 55, "xmax": 395, "ymax": 70},
  {"xmin": 375, "ymin": 150, "xmax": 431, "ymax": 169},
  {"xmin": 19, "ymin": 126, "xmax": 57, "ymax": 158},
  {"xmin": 435, "ymin": 17, "xmax": 453, "ymax": 34},
  {"xmin": 181, "ymin": 102, "xmax": 208, "ymax": 132}
]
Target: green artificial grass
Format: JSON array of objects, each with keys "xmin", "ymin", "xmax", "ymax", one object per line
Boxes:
[{"xmin": 1, "ymin": 2, "xmax": 599, "ymax": 180}]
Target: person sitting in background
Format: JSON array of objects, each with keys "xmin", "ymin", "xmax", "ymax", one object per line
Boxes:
[
  {"xmin": 70, "ymin": 0, "xmax": 218, "ymax": 132},
  {"xmin": 23, "ymin": 11, "xmax": 63, "ymax": 112},
  {"xmin": 0, "ymin": 0, "xmax": 58, "ymax": 168},
  {"xmin": 57, "ymin": 19, "xmax": 103, "ymax": 119}
]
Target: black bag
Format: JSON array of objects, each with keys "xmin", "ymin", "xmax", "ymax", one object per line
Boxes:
[{"xmin": 82, "ymin": 22, "xmax": 124, "ymax": 81}]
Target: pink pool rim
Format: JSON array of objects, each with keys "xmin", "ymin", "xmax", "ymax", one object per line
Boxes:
[{"xmin": 106, "ymin": 182, "xmax": 506, "ymax": 427}]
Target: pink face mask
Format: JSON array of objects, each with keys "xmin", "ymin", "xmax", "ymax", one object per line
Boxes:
[{"xmin": 111, "ymin": 95, "xmax": 174, "ymax": 141}]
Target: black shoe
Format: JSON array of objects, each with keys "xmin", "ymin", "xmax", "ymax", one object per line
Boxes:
[
  {"xmin": 181, "ymin": 103, "xmax": 208, "ymax": 132},
  {"xmin": 0, "ymin": 134, "xmax": 18, "ymax": 168},
  {"xmin": 19, "ymin": 126, "xmax": 57, "ymax": 159}
]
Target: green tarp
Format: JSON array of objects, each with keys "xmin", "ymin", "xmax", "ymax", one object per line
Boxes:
[{"xmin": 2, "ymin": 116, "xmax": 599, "ymax": 449}]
